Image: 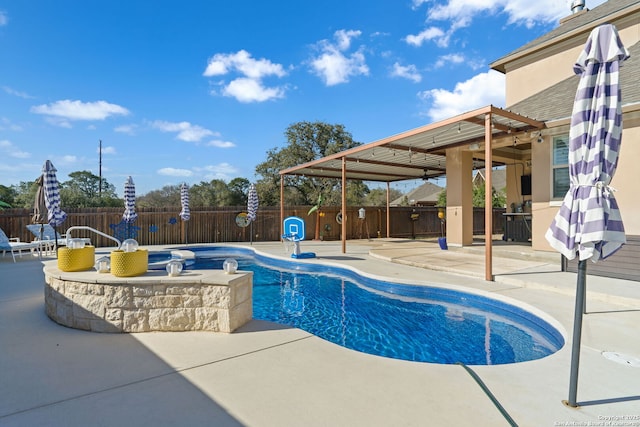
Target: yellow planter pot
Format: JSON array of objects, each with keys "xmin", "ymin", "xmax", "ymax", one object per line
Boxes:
[
  {"xmin": 110, "ymin": 249, "xmax": 148, "ymax": 277},
  {"xmin": 57, "ymin": 246, "xmax": 96, "ymax": 272}
]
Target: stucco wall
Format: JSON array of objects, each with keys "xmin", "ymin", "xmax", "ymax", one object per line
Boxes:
[{"xmin": 530, "ymin": 116, "xmax": 640, "ymax": 252}]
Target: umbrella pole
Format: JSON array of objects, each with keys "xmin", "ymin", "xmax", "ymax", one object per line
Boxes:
[
  {"xmin": 566, "ymin": 259, "xmax": 587, "ymax": 408},
  {"xmin": 250, "ymin": 222, "xmax": 253, "ymax": 245},
  {"xmin": 39, "ymin": 224, "xmax": 44, "ymax": 259},
  {"xmin": 53, "ymin": 225, "xmax": 59, "ymax": 257}
]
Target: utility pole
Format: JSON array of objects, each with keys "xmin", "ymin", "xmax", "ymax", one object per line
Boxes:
[{"xmin": 99, "ymin": 140, "xmax": 102, "ymax": 197}]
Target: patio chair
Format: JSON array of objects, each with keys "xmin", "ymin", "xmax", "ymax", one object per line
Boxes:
[
  {"xmin": 26, "ymin": 224, "xmax": 67, "ymax": 255},
  {"xmin": 0, "ymin": 226, "xmax": 42, "ymax": 262}
]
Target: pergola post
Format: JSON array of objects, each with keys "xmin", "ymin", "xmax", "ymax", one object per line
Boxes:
[
  {"xmin": 386, "ymin": 182, "xmax": 390, "ymax": 238},
  {"xmin": 280, "ymin": 175, "xmax": 284, "ymax": 238},
  {"xmin": 341, "ymin": 156, "xmax": 347, "ymax": 253},
  {"xmin": 484, "ymin": 113, "xmax": 494, "ymax": 281}
]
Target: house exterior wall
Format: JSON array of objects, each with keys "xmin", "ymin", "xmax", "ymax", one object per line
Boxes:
[
  {"xmin": 500, "ymin": 7, "xmax": 640, "ymax": 253},
  {"xmin": 611, "ymin": 118, "xmax": 640, "ymax": 235},
  {"xmin": 532, "ymin": 114, "xmax": 640, "ymax": 251},
  {"xmin": 531, "ymin": 128, "xmax": 562, "ymax": 252}
]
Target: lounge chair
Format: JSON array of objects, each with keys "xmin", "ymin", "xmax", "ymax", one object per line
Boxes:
[
  {"xmin": 26, "ymin": 224, "xmax": 67, "ymax": 255},
  {"xmin": 0, "ymin": 227, "xmax": 42, "ymax": 262}
]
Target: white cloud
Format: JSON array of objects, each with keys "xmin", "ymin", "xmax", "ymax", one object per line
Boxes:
[
  {"xmin": 194, "ymin": 163, "xmax": 238, "ymax": 181},
  {"xmin": 222, "ymin": 77, "xmax": 285, "ymax": 103},
  {"xmin": 98, "ymin": 145, "xmax": 117, "ymax": 155},
  {"xmin": 203, "ymin": 49, "xmax": 286, "ymax": 79},
  {"xmin": 0, "ymin": 140, "xmax": 30, "ymax": 159},
  {"xmin": 114, "ymin": 124, "xmax": 138, "ymax": 135},
  {"xmin": 334, "ymin": 29, "xmax": 361, "ymax": 51},
  {"xmin": 405, "ymin": 27, "xmax": 448, "ymax": 48},
  {"xmin": 151, "ymin": 120, "xmax": 215, "ymax": 142},
  {"xmin": 206, "ymin": 139, "xmax": 236, "ymax": 148},
  {"xmin": 157, "ymin": 167, "xmax": 193, "ymax": 177},
  {"xmin": 434, "ymin": 53, "xmax": 465, "ymax": 68},
  {"xmin": 2, "ymin": 86, "xmax": 34, "ymax": 99},
  {"xmin": 390, "ymin": 62, "xmax": 422, "ymax": 83},
  {"xmin": 30, "ymin": 100, "xmax": 130, "ymax": 125},
  {"xmin": 203, "ymin": 50, "xmax": 288, "ymax": 103},
  {"xmin": 0, "ymin": 117, "xmax": 23, "ymax": 132},
  {"xmin": 0, "ymin": 11, "xmax": 7, "ymax": 26},
  {"xmin": 309, "ymin": 29, "xmax": 369, "ymax": 86},
  {"xmin": 426, "ymin": 0, "xmax": 607, "ymax": 30},
  {"xmin": 418, "ymin": 70, "xmax": 505, "ymax": 121},
  {"xmin": 408, "ymin": 0, "xmax": 609, "ymax": 49},
  {"xmin": 61, "ymin": 155, "xmax": 77, "ymax": 163}
]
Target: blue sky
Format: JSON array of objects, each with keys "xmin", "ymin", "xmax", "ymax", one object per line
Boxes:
[{"xmin": 0, "ymin": 0, "xmax": 606, "ymax": 196}]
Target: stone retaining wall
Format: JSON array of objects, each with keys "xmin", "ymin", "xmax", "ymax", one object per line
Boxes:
[{"xmin": 43, "ymin": 263, "xmax": 252, "ymax": 333}]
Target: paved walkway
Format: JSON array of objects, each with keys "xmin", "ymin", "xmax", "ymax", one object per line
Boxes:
[{"xmin": 1, "ymin": 239, "xmax": 639, "ymax": 426}]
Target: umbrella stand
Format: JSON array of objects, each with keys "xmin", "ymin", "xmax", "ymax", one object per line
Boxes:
[{"xmin": 566, "ymin": 259, "xmax": 587, "ymax": 408}]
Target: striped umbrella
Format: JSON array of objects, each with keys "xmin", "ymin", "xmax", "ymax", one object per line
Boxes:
[
  {"xmin": 247, "ymin": 184, "xmax": 258, "ymax": 244},
  {"xmin": 123, "ymin": 176, "xmax": 137, "ymax": 239},
  {"xmin": 42, "ymin": 160, "xmax": 67, "ymax": 254},
  {"xmin": 42, "ymin": 160, "xmax": 67, "ymax": 227},
  {"xmin": 179, "ymin": 183, "xmax": 190, "ymax": 221},
  {"xmin": 247, "ymin": 184, "xmax": 258, "ymax": 222},
  {"xmin": 179, "ymin": 183, "xmax": 190, "ymax": 244},
  {"xmin": 545, "ymin": 24, "xmax": 629, "ymax": 408}
]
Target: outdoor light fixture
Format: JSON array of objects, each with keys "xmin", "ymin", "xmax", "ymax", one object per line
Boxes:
[
  {"xmin": 537, "ymin": 134, "xmax": 544, "ymax": 143},
  {"xmin": 94, "ymin": 256, "xmax": 110, "ymax": 273},
  {"xmin": 166, "ymin": 260, "xmax": 183, "ymax": 277},
  {"xmin": 223, "ymin": 258, "xmax": 238, "ymax": 274},
  {"xmin": 66, "ymin": 238, "xmax": 86, "ymax": 249},
  {"xmin": 469, "ymin": 142, "xmax": 481, "ymax": 151},
  {"xmin": 121, "ymin": 239, "xmax": 139, "ymax": 252}
]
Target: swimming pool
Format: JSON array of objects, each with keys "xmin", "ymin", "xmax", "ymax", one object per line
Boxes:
[{"xmin": 153, "ymin": 246, "xmax": 564, "ymax": 365}]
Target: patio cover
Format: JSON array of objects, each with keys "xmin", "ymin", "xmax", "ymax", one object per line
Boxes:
[{"xmin": 279, "ymin": 105, "xmax": 544, "ymax": 281}]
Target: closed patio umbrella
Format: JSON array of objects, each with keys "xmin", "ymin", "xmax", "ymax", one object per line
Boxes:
[
  {"xmin": 247, "ymin": 183, "xmax": 258, "ymax": 244},
  {"xmin": 42, "ymin": 160, "xmax": 67, "ymax": 253},
  {"xmin": 179, "ymin": 183, "xmax": 190, "ymax": 244},
  {"xmin": 123, "ymin": 176, "xmax": 138, "ymax": 240},
  {"xmin": 545, "ymin": 24, "xmax": 629, "ymax": 408},
  {"xmin": 31, "ymin": 174, "xmax": 48, "ymax": 257},
  {"xmin": 32, "ymin": 175, "xmax": 47, "ymax": 224}
]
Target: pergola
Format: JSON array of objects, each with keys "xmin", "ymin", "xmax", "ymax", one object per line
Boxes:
[{"xmin": 280, "ymin": 105, "xmax": 544, "ymax": 281}]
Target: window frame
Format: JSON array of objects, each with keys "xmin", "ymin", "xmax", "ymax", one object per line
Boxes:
[{"xmin": 551, "ymin": 135, "xmax": 570, "ymax": 200}]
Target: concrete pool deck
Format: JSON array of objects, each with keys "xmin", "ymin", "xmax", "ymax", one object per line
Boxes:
[{"xmin": 1, "ymin": 239, "xmax": 639, "ymax": 426}]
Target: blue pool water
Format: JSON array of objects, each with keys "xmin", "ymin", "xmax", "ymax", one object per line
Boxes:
[{"xmin": 153, "ymin": 247, "xmax": 564, "ymax": 365}]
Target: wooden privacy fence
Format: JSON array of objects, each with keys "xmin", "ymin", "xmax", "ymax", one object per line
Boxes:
[{"xmin": 0, "ymin": 206, "xmax": 506, "ymax": 247}]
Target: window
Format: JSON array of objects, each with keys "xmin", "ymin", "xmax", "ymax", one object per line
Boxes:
[{"xmin": 552, "ymin": 136, "xmax": 570, "ymax": 199}]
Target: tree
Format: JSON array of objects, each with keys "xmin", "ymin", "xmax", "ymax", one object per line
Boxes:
[
  {"xmin": 436, "ymin": 189, "xmax": 446, "ymax": 207},
  {"xmin": 61, "ymin": 171, "xmax": 120, "ymax": 207},
  {"xmin": 227, "ymin": 177, "xmax": 251, "ymax": 206},
  {"xmin": 11, "ymin": 180, "xmax": 39, "ymax": 209},
  {"xmin": 255, "ymin": 121, "xmax": 366, "ymax": 207},
  {"xmin": 472, "ymin": 184, "xmax": 507, "ymax": 208},
  {"xmin": 436, "ymin": 185, "xmax": 506, "ymax": 208},
  {"xmin": 0, "ymin": 184, "xmax": 17, "ymax": 208},
  {"xmin": 137, "ymin": 185, "xmax": 181, "ymax": 208},
  {"xmin": 189, "ymin": 179, "xmax": 233, "ymax": 207},
  {"xmin": 363, "ymin": 188, "xmax": 403, "ymax": 206}
]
